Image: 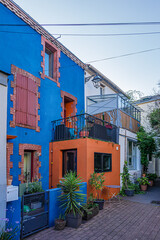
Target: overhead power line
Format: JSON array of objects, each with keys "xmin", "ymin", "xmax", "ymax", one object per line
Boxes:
[
  {"xmin": 86, "ymin": 47, "xmax": 160, "ymax": 63},
  {"xmin": 1, "ymin": 30, "xmax": 160, "ymax": 37},
  {"xmin": 1, "ymin": 21, "xmax": 160, "ymax": 27}
]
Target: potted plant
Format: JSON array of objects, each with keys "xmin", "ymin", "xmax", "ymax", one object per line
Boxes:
[
  {"xmin": 55, "ymin": 214, "xmax": 66, "ymax": 230},
  {"xmin": 82, "ymin": 194, "xmax": 99, "ymax": 221},
  {"xmin": 146, "ymin": 173, "xmax": 157, "ymax": 186},
  {"xmin": 137, "ymin": 176, "xmax": 149, "ymax": 191},
  {"xmin": 79, "ymin": 127, "xmax": 89, "ymax": 138},
  {"xmin": 58, "ymin": 171, "xmax": 85, "ymax": 228},
  {"xmin": 120, "ymin": 161, "xmax": 135, "ymax": 196},
  {"xmin": 89, "ymin": 172, "xmax": 105, "ymax": 210}
]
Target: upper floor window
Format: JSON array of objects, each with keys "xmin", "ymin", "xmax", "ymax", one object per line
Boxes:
[
  {"xmin": 127, "ymin": 140, "xmax": 137, "ymax": 170},
  {"xmin": 94, "ymin": 153, "xmax": 112, "ymax": 173},
  {"xmin": 41, "ymin": 36, "xmax": 60, "ymax": 86},
  {"xmin": 45, "ymin": 48, "xmax": 54, "ymax": 78}
]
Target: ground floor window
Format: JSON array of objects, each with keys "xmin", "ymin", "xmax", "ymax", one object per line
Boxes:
[
  {"xmin": 24, "ymin": 151, "xmax": 33, "ymax": 182},
  {"xmin": 63, "ymin": 149, "xmax": 77, "ymax": 176},
  {"xmin": 94, "ymin": 153, "xmax": 112, "ymax": 173},
  {"xmin": 127, "ymin": 140, "xmax": 137, "ymax": 170}
]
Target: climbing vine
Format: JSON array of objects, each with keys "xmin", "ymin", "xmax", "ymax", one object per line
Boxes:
[{"xmin": 137, "ymin": 126, "xmax": 156, "ymax": 173}]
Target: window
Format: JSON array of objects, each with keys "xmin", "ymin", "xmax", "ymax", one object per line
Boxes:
[
  {"xmin": 24, "ymin": 151, "xmax": 33, "ymax": 183},
  {"xmin": 94, "ymin": 153, "xmax": 112, "ymax": 172},
  {"xmin": 45, "ymin": 48, "xmax": 54, "ymax": 78},
  {"xmin": 63, "ymin": 150, "xmax": 77, "ymax": 176},
  {"xmin": 127, "ymin": 140, "xmax": 137, "ymax": 169},
  {"xmin": 41, "ymin": 36, "xmax": 60, "ymax": 85},
  {"xmin": 15, "ymin": 73, "xmax": 37, "ymax": 128}
]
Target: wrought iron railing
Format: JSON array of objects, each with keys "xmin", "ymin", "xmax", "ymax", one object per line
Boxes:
[{"xmin": 51, "ymin": 113, "xmax": 118, "ymax": 143}]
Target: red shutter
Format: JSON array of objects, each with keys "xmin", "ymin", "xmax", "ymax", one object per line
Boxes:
[
  {"xmin": 15, "ymin": 74, "xmax": 28, "ymax": 125},
  {"xmin": 15, "ymin": 74, "xmax": 37, "ymax": 128},
  {"xmin": 27, "ymin": 78, "xmax": 36, "ymax": 127},
  {"xmin": 16, "ymin": 73, "xmax": 27, "ymax": 89}
]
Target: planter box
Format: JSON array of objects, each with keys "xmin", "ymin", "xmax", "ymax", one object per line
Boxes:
[
  {"xmin": 66, "ymin": 213, "xmax": 82, "ymax": 228},
  {"xmin": 83, "ymin": 205, "xmax": 99, "ymax": 220}
]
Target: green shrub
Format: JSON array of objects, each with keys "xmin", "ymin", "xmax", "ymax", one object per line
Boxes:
[
  {"xmin": 58, "ymin": 171, "xmax": 85, "ymax": 216},
  {"xmin": 89, "ymin": 172, "xmax": 105, "ymax": 200}
]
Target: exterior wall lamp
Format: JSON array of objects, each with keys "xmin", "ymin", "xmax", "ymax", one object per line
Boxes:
[{"xmin": 85, "ymin": 74, "xmax": 103, "ymax": 88}]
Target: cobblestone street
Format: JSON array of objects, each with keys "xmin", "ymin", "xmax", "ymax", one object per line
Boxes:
[{"xmin": 27, "ymin": 200, "xmax": 160, "ymax": 240}]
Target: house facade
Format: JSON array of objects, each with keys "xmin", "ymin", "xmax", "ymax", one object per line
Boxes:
[
  {"xmin": 85, "ymin": 65, "xmax": 141, "ymax": 182},
  {"xmin": 0, "ymin": 0, "xmax": 85, "ymax": 193},
  {"xmin": 136, "ymin": 95, "xmax": 160, "ymax": 176}
]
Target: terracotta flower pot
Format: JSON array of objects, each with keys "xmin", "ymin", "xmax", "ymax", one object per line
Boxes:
[
  {"xmin": 140, "ymin": 184, "xmax": 147, "ymax": 191},
  {"xmin": 79, "ymin": 130, "xmax": 89, "ymax": 138}
]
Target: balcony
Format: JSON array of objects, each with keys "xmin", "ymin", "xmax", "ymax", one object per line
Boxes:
[{"xmin": 51, "ymin": 113, "xmax": 118, "ymax": 143}]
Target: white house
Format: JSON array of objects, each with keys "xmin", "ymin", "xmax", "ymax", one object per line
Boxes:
[
  {"xmin": 85, "ymin": 64, "xmax": 142, "ymax": 183},
  {"xmin": 136, "ymin": 95, "xmax": 160, "ymax": 176},
  {"xmin": 0, "ymin": 71, "xmax": 8, "ymax": 230}
]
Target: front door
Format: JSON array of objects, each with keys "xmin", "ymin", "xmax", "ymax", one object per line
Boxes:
[{"xmin": 63, "ymin": 150, "xmax": 77, "ymax": 176}]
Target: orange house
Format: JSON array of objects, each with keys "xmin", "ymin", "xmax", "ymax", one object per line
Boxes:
[{"xmin": 49, "ymin": 137, "xmax": 120, "ymax": 200}]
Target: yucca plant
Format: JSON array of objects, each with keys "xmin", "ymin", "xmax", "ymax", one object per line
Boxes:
[{"xmin": 58, "ymin": 171, "xmax": 85, "ymax": 216}]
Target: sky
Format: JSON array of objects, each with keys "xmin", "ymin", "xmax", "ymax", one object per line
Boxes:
[{"xmin": 12, "ymin": 0, "xmax": 160, "ymax": 96}]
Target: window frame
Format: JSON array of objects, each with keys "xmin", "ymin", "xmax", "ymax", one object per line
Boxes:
[
  {"xmin": 62, "ymin": 149, "xmax": 77, "ymax": 177},
  {"xmin": 41, "ymin": 36, "xmax": 60, "ymax": 86},
  {"xmin": 94, "ymin": 152, "xmax": 112, "ymax": 173},
  {"xmin": 127, "ymin": 139, "xmax": 137, "ymax": 170}
]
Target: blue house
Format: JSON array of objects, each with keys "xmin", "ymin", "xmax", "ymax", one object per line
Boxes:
[{"xmin": 0, "ymin": 0, "xmax": 85, "ymax": 191}]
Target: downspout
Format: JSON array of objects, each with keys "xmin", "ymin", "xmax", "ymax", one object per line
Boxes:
[{"xmin": 116, "ymin": 94, "xmax": 119, "ymax": 144}]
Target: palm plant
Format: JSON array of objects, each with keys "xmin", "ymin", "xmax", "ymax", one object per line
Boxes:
[{"xmin": 58, "ymin": 171, "xmax": 85, "ymax": 216}]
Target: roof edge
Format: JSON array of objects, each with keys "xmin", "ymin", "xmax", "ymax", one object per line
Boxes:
[{"xmin": 0, "ymin": 0, "xmax": 86, "ymax": 69}]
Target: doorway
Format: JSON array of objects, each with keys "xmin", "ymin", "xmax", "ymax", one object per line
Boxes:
[{"xmin": 63, "ymin": 150, "xmax": 77, "ymax": 176}]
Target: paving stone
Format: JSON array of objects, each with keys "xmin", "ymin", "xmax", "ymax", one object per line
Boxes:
[{"xmin": 26, "ymin": 200, "xmax": 160, "ymax": 240}]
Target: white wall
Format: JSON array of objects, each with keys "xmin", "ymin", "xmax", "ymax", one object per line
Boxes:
[
  {"xmin": 119, "ymin": 128, "xmax": 141, "ymax": 185},
  {"xmin": 137, "ymin": 100, "xmax": 160, "ymax": 132},
  {"xmin": 0, "ymin": 74, "xmax": 7, "ymax": 230},
  {"xmin": 137, "ymin": 99, "xmax": 160, "ymax": 176}
]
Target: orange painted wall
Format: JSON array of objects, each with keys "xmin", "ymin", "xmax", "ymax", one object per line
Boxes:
[{"xmin": 49, "ymin": 138, "xmax": 120, "ymax": 200}]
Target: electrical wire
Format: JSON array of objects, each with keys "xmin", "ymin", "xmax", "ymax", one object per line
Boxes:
[
  {"xmin": 1, "ymin": 30, "xmax": 160, "ymax": 37},
  {"xmin": 86, "ymin": 47, "xmax": 160, "ymax": 63},
  {"xmin": 1, "ymin": 21, "xmax": 160, "ymax": 27}
]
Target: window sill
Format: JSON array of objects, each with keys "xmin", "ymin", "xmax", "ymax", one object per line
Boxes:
[
  {"xmin": 16, "ymin": 123, "xmax": 36, "ymax": 130},
  {"xmin": 45, "ymin": 75, "xmax": 57, "ymax": 83}
]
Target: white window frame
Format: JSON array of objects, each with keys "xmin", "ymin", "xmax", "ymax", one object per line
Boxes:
[{"xmin": 127, "ymin": 139, "xmax": 137, "ymax": 170}]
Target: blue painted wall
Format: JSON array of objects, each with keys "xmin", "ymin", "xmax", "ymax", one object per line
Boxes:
[
  {"xmin": 6, "ymin": 198, "xmax": 21, "ymax": 240},
  {"xmin": 0, "ymin": 3, "xmax": 85, "ymax": 190}
]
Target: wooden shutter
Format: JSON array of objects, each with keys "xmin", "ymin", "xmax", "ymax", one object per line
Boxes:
[
  {"xmin": 15, "ymin": 74, "xmax": 28, "ymax": 125},
  {"xmin": 27, "ymin": 78, "xmax": 36, "ymax": 127},
  {"xmin": 15, "ymin": 74, "xmax": 37, "ymax": 128}
]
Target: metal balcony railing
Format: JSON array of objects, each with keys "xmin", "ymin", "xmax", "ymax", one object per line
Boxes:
[{"xmin": 51, "ymin": 113, "xmax": 118, "ymax": 143}]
